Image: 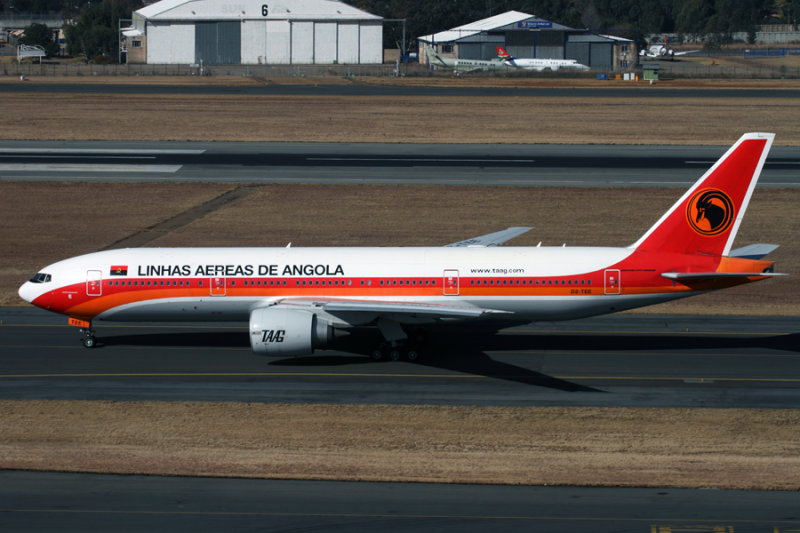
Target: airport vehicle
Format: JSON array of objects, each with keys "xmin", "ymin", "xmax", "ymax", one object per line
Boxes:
[
  {"xmin": 496, "ymin": 46, "xmax": 589, "ymax": 71},
  {"xmin": 424, "ymin": 45, "xmax": 512, "ymax": 73},
  {"xmin": 19, "ymin": 133, "xmax": 782, "ymax": 360},
  {"xmin": 640, "ymin": 36, "xmax": 697, "ymax": 59}
]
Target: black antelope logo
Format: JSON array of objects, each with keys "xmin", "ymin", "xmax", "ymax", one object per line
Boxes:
[{"xmin": 686, "ymin": 189, "xmax": 734, "ymax": 236}]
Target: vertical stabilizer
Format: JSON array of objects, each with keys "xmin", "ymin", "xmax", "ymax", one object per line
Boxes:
[{"xmin": 631, "ymin": 132, "xmax": 774, "ymax": 256}]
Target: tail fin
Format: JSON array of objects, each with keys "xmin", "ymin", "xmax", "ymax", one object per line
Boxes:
[
  {"xmin": 631, "ymin": 132, "xmax": 774, "ymax": 256},
  {"xmin": 496, "ymin": 46, "xmax": 512, "ymax": 60},
  {"xmin": 424, "ymin": 46, "xmax": 446, "ymax": 67}
]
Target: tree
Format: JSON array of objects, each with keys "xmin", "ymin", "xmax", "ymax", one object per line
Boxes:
[
  {"xmin": 20, "ymin": 22, "xmax": 58, "ymax": 56},
  {"xmin": 63, "ymin": 0, "xmax": 142, "ymax": 61}
]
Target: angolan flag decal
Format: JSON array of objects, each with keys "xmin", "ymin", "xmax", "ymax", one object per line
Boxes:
[{"xmin": 110, "ymin": 265, "xmax": 128, "ymax": 276}]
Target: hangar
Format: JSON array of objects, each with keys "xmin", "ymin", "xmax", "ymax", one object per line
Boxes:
[
  {"xmin": 418, "ymin": 11, "xmax": 636, "ymax": 71},
  {"xmin": 123, "ymin": 0, "xmax": 383, "ymax": 65}
]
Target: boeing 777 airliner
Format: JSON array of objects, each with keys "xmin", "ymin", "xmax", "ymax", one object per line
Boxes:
[{"xmin": 19, "ymin": 133, "xmax": 783, "ymax": 360}]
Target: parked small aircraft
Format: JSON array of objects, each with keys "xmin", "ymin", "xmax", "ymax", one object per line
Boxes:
[
  {"xmin": 496, "ymin": 46, "xmax": 589, "ymax": 71},
  {"xmin": 424, "ymin": 45, "xmax": 512, "ymax": 73},
  {"xmin": 641, "ymin": 36, "xmax": 698, "ymax": 60}
]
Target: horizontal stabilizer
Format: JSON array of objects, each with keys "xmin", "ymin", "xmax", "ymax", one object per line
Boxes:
[
  {"xmin": 729, "ymin": 243, "xmax": 780, "ymax": 260},
  {"xmin": 662, "ymin": 272, "xmax": 786, "ymax": 281}
]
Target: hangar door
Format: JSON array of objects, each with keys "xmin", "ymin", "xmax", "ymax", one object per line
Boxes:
[
  {"xmin": 196, "ymin": 22, "xmax": 241, "ymax": 64},
  {"xmin": 590, "ymin": 43, "xmax": 612, "ymax": 69},
  {"xmin": 534, "ymin": 31, "xmax": 565, "ymax": 59},
  {"xmin": 565, "ymin": 42, "xmax": 590, "ymax": 66}
]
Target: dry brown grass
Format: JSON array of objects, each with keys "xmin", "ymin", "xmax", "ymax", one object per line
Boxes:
[
  {"xmin": 0, "ymin": 182, "xmax": 234, "ymax": 305},
  {"xmin": 1, "ymin": 400, "xmax": 797, "ymax": 489},
  {"xmin": 0, "ymin": 93, "xmax": 797, "ymax": 145}
]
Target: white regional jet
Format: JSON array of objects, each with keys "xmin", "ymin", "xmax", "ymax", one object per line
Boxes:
[
  {"xmin": 19, "ymin": 133, "xmax": 783, "ymax": 360},
  {"xmin": 496, "ymin": 46, "xmax": 590, "ymax": 71},
  {"xmin": 424, "ymin": 45, "xmax": 513, "ymax": 73}
]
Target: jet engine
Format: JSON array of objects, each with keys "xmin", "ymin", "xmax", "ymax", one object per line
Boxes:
[{"xmin": 249, "ymin": 307, "xmax": 333, "ymax": 356}]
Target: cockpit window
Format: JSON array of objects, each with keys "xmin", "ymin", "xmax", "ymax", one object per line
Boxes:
[{"xmin": 29, "ymin": 273, "xmax": 52, "ymax": 283}]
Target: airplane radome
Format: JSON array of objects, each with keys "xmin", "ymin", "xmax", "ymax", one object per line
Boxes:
[{"xmin": 19, "ymin": 133, "xmax": 784, "ymax": 360}]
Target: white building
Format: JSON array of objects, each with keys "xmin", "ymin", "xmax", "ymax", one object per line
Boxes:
[{"xmin": 124, "ymin": 0, "xmax": 383, "ymax": 65}]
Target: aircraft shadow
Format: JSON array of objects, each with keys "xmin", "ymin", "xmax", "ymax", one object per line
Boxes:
[
  {"xmin": 98, "ymin": 330, "xmax": 250, "ymax": 348},
  {"xmin": 487, "ymin": 331, "xmax": 800, "ymax": 353},
  {"xmin": 272, "ymin": 329, "xmax": 600, "ymax": 392},
  {"xmin": 94, "ymin": 328, "xmax": 799, "ymax": 393}
]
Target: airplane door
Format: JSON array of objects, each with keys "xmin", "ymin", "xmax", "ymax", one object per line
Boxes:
[
  {"xmin": 210, "ymin": 276, "xmax": 226, "ymax": 296},
  {"xmin": 604, "ymin": 269, "xmax": 621, "ymax": 295},
  {"xmin": 86, "ymin": 270, "xmax": 102, "ymax": 297},
  {"xmin": 443, "ymin": 269, "xmax": 459, "ymax": 296}
]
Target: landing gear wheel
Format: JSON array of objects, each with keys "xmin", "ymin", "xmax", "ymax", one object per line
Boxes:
[
  {"xmin": 389, "ymin": 349, "xmax": 402, "ymax": 361},
  {"xmin": 82, "ymin": 335, "xmax": 96, "ymax": 348},
  {"xmin": 370, "ymin": 348, "xmax": 384, "ymax": 361},
  {"xmin": 406, "ymin": 348, "xmax": 420, "ymax": 362}
]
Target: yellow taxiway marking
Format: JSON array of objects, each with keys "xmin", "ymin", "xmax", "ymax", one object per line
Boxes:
[
  {"xmin": 0, "ymin": 371, "xmax": 483, "ymax": 379},
  {"xmin": 0, "ymin": 509, "xmax": 796, "ymax": 526},
  {"xmin": 0, "ymin": 372, "xmax": 799, "ymax": 383},
  {"xmin": 503, "ymin": 328, "xmax": 793, "ymax": 337}
]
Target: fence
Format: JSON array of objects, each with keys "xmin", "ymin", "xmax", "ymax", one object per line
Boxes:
[
  {"xmin": 2, "ymin": 61, "xmax": 400, "ymax": 78},
  {"xmin": 3, "ymin": 57, "xmax": 800, "ymax": 79},
  {"xmin": 653, "ymin": 62, "xmax": 800, "ymax": 79}
]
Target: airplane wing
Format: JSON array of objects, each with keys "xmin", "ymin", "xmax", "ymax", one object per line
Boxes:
[
  {"xmin": 271, "ymin": 297, "xmax": 512, "ymax": 325},
  {"xmin": 313, "ymin": 299, "xmax": 510, "ymax": 318},
  {"xmin": 445, "ymin": 226, "xmax": 532, "ymax": 247}
]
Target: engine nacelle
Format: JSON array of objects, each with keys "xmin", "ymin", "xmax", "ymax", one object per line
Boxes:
[{"xmin": 249, "ymin": 307, "xmax": 332, "ymax": 356}]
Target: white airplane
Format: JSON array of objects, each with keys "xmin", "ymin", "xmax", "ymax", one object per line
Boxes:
[
  {"xmin": 19, "ymin": 133, "xmax": 783, "ymax": 361},
  {"xmin": 496, "ymin": 46, "xmax": 590, "ymax": 71},
  {"xmin": 424, "ymin": 45, "xmax": 513, "ymax": 73},
  {"xmin": 640, "ymin": 36, "xmax": 698, "ymax": 60}
]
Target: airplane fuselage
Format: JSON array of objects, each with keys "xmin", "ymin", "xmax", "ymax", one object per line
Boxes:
[{"xmin": 19, "ymin": 245, "xmax": 770, "ymax": 325}]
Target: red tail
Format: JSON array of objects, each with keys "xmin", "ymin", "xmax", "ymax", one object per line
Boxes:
[
  {"xmin": 631, "ymin": 133, "xmax": 774, "ymax": 256},
  {"xmin": 496, "ymin": 46, "xmax": 511, "ymax": 59}
]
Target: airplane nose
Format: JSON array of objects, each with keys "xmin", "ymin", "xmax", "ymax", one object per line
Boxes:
[{"xmin": 18, "ymin": 281, "xmax": 35, "ymax": 303}]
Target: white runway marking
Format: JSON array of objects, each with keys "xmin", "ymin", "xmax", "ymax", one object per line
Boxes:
[
  {"xmin": 308, "ymin": 158, "xmax": 536, "ymax": 163},
  {"xmin": 0, "ymin": 149, "xmax": 205, "ymax": 155},
  {"xmin": 0, "ymin": 164, "xmax": 182, "ymax": 173}
]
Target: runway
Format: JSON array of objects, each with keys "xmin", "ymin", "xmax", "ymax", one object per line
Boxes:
[
  {"xmin": 2, "ymin": 308, "xmax": 798, "ymax": 408},
  {"xmin": 2, "ymin": 470, "xmax": 798, "ymax": 533},
  {"xmin": 1, "ymin": 140, "xmax": 798, "ymax": 186}
]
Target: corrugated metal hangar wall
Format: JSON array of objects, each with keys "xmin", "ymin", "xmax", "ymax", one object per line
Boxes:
[
  {"xmin": 146, "ymin": 20, "xmax": 382, "ymax": 64},
  {"xmin": 135, "ymin": 0, "xmax": 383, "ymax": 65}
]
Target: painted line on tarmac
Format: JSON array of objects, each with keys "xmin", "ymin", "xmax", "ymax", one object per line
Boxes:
[
  {"xmin": 0, "ymin": 149, "xmax": 205, "ymax": 155},
  {"xmin": 0, "ymin": 164, "xmax": 182, "ymax": 173},
  {"xmin": 0, "ymin": 371, "xmax": 798, "ymax": 383}
]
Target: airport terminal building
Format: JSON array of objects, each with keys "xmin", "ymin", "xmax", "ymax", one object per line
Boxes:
[
  {"xmin": 123, "ymin": 0, "xmax": 383, "ymax": 65},
  {"xmin": 418, "ymin": 11, "xmax": 636, "ymax": 71}
]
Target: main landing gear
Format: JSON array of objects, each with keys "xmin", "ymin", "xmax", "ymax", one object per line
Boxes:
[
  {"xmin": 370, "ymin": 319, "xmax": 423, "ymax": 361},
  {"xmin": 370, "ymin": 343, "xmax": 421, "ymax": 362}
]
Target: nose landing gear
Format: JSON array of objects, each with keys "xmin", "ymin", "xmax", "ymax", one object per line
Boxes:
[
  {"xmin": 79, "ymin": 327, "xmax": 96, "ymax": 348},
  {"xmin": 69, "ymin": 317, "xmax": 97, "ymax": 348}
]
